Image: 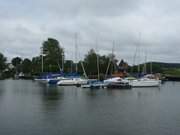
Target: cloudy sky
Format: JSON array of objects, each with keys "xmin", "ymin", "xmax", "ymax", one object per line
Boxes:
[{"xmin": 0, "ymin": 0, "xmax": 180, "ymax": 64}]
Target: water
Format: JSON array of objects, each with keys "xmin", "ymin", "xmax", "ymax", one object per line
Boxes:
[{"xmin": 0, "ymin": 80, "xmax": 180, "ymax": 135}]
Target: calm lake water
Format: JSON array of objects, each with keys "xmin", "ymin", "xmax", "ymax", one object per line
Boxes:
[{"xmin": 0, "ymin": 80, "xmax": 180, "ymax": 135}]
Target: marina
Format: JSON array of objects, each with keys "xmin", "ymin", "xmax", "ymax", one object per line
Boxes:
[{"xmin": 1, "ymin": 0, "xmax": 180, "ymax": 134}]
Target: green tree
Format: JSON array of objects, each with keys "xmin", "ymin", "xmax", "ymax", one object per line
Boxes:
[
  {"xmin": 0, "ymin": 52, "xmax": 7, "ymax": 73},
  {"xmin": 83, "ymin": 49, "xmax": 118, "ymax": 78},
  {"xmin": 31, "ymin": 56, "xmax": 41, "ymax": 75},
  {"xmin": 42, "ymin": 38, "xmax": 64, "ymax": 72},
  {"xmin": 22, "ymin": 58, "xmax": 32, "ymax": 74},
  {"xmin": 99, "ymin": 55, "xmax": 110, "ymax": 74},
  {"xmin": 64, "ymin": 60, "xmax": 74, "ymax": 73},
  {"xmin": 11, "ymin": 57, "xmax": 22, "ymax": 73},
  {"xmin": 84, "ymin": 49, "xmax": 98, "ymax": 75}
]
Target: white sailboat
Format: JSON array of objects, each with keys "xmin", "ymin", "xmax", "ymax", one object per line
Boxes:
[
  {"xmin": 128, "ymin": 78, "xmax": 161, "ymax": 87},
  {"xmin": 57, "ymin": 33, "xmax": 88, "ymax": 86},
  {"xmin": 128, "ymin": 33, "xmax": 161, "ymax": 87}
]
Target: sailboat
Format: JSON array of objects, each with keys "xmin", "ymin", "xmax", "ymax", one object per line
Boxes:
[
  {"xmin": 127, "ymin": 34, "xmax": 161, "ymax": 87},
  {"xmin": 81, "ymin": 38, "xmax": 104, "ymax": 89},
  {"xmin": 126, "ymin": 76, "xmax": 161, "ymax": 87},
  {"xmin": 34, "ymin": 47, "xmax": 66, "ymax": 85},
  {"xmin": 57, "ymin": 33, "xmax": 88, "ymax": 86}
]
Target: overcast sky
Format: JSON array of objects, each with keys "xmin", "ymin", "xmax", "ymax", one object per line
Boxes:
[{"xmin": 0, "ymin": 0, "xmax": 180, "ymax": 64}]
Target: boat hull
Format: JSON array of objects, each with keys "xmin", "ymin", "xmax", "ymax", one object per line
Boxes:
[
  {"xmin": 130, "ymin": 79, "xmax": 161, "ymax": 87},
  {"xmin": 106, "ymin": 83, "xmax": 132, "ymax": 89},
  {"xmin": 57, "ymin": 78, "xmax": 88, "ymax": 86}
]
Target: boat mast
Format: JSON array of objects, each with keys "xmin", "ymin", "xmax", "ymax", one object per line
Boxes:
[
  {"xmin": 143, "ymin": 48, "xmax": 147, "ymax": 74},
  {"xmin": 41, "ymin": 47, "xmax": 44, "ymax": 73},
  {"xmin": 96, "ymin": 38, "xmax": 100, "ymax": 80},
  {"xmin": 75, "ymin": 32, "xmax": 88, "ymax": 78},
  {"xmin": 75, "ymin": 33, "xmax": 78, "ymax": 73},
  {"xmin": 105, "ymin": 41, "xmax": 115, "ymax": 79},
  {"xmin": 80, "ymin": 61, "xmax": 88, "ymax": 78},
  {"xmin": 132, "ymin": 42, "xmax": 138, "ymax": 73},
  {"xmin": 150, "ymin": 62, "xmax": 152, "ymax": 74},
  {"xmin": 137, "ymin": 32, "xmax": 141, "ymax": 75},
  {"xmin": 61, "ymin": 52, "xmax": 64, "ymax": 72}
]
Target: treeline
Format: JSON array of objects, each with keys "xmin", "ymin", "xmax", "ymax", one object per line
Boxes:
[
  {"xmin": 0, "ymin": 38, "xmax": 129, "ymax": 79},
  {"xmin": 1, "ymin": 37, "xmax": 172, "ymax": 79}
]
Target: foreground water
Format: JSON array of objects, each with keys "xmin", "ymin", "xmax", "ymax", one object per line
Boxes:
[{"xmin": 0, "ymin": 80, "xmax": 180, "ymax": 135}]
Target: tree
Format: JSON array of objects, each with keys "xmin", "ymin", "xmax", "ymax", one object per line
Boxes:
[
  {"xmin": 42, "ymin": 38, "xmax": 64, "ymax": 72},
  {"xmin": 99, "ymin": 55, "xmax": 111, "ymax": 74},
  {"xmin": 31, "ymin": 56, "xmax": 41, "ymax": 75},
  {"xmin": 0, "ymin": 52, "xmax": 7, "ymax": 72},
  {"xmin": 11, "ymin": 57, "xmax": 22, "ymax": 67},
  {"xmin": 11, "ymin": 57, "xmax": 22, "ymax": 73},
  {"xmin": 64, "ymin": 60, "xmax": 74, "ymax": 73},
  {"xmin": 22, "ymin": 58, "xmax": 32, "ymax": 74},
  {"xmin": 84, "ymin": 49, "xmax": 98, "ymax": 75}
]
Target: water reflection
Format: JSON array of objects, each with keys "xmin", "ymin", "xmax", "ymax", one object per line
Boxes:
[
  {"xmin": 0, "ymin": 80, "xmax": 5, "ymax": 102},
  {"xmin": 85, "ymin": 89, "xmax": 100, "ymax": 96},
  {"xmin": 41, "ymin": 85, "xmax": 64, "ymax": 100},
  {"xmin": 39, "ymin": 85, "xmax": 64, "ymax": 112},
  {"xmin": 133, "ymin": 87, "xmax": 161, "ymax": 99}
]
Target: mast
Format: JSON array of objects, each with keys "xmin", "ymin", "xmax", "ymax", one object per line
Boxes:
[
  {"xmin": 75, "ymin": 33, "xmax": 78, "ymax": 73},
  {"xmin": 143, "ymin": 48, "xmax": 147, "ymax": 74},
  {"xmin": 150, "ymin": 62, "xmax": 152, "ymax": 74},
  {"xmin": 41, "ymin": 47, "xmax": 44, "ymax": 73},
  {"xmin": 137, "ymin": 32, "xmax": 141, "ymax": 74},
  {"xmin": 105, "ymin": 41, "xmax": 115, "ymax": 79},
  {"xmin": 80, "ymin": 61, "xmax": 88, "ymax": 78},
  {"xmin": 96, "ymin": 38, "xmax": 100, "ymax": 80},
  {"xmin": 61, "ymin": 52, "xmax": 64, "ymax": 72},
  {"xmin": 132, "ymin": 44, "xmax": 138, "ymax": 73},
  {"xmin": 71, "ymin": 60, "xmax": 73, "ymax": 73}
]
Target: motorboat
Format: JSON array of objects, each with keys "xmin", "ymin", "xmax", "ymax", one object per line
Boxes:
[
  {"xmin": 81, "ymin": 80, "xmax": 105, "ymax": 89},
  {"xmin": 106, "ymin": 82, "xmax": 132, "ymax": 89},
  {"xmin": 104, "ymin": 77, "xmax": 129, "ymax": 84},
  {"xmin": 104, "ymin": 77, "xmax": 132, "ymax": 89}
]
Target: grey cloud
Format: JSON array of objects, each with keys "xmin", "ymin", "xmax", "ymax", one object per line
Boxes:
[{"xmin": 0, "ymin": 0, "xmax": 180, "ymax": 63}]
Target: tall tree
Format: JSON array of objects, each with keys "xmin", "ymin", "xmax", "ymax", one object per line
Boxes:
[
  {"xmin": 42, "ymin": 38, "xmax": 64, "ymax": 72},
  {"xmin": 84, "ymin": 49, "xmax": 98, "ymax": 75},
  {"xmin": 22, "ymin": 58, "xmax": 32, "ymax": 74},
  {"xmin": 31, "ymin": 56, "xmax": 41, "ymax": 75},
  {"xmin": 12, "ymin": 57, "xmax": 22, "ymax": 67},
  {"xmin": 11, "ymin": 57, "xmax": 22, "ymax": 73},
  {"xmin": 0, "ymin": 52, "xmax": 7, "ymax": 72}
]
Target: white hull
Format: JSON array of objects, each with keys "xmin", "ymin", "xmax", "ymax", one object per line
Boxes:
[
  {"xmin": 130, "ymin": 79, "xmax": 161, "ymax": 87},
  {"xmin": 34, "ymin": 79, "xmax": 48, "ymax": 83},
  {"xmin": 81, "ymin": 84, "xmax": 91, "ymax": 88},
  {"xmin": 35, "ymin": 77, "xmax": 65, "ymax": 84},
  {"xmin": 57, "ymin": 78, "xmax": 88, "ymax": 86}
]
